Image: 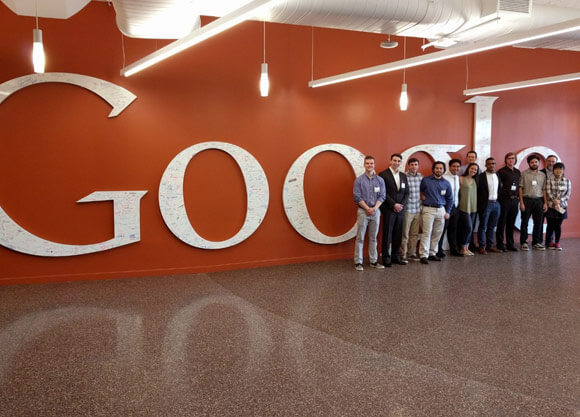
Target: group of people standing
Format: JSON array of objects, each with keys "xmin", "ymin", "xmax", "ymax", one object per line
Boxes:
[{"xmin": 353, "ymin": 150, "xmax": 571, "ymax": 270}]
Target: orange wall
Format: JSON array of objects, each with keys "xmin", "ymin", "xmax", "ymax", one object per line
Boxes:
[{"xmin": 1, "ymin": 3, "xmax": 579, "ymax": 284}]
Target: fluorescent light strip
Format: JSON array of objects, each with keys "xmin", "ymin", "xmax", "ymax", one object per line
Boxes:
[
  {"xmin": 464, "ymin": 72, "xmax": 580, "ymax": 95},
  {"xmin": 121, "ymin": 0, "xmax": 282, "ymax": 77},
  {"xmin": 309, "ymin": 17, "xmax": 580, "ymax": 88}
]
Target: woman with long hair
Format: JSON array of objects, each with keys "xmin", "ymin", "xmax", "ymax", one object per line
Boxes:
[{"xmin": 458, "ymin": 163, "xmax": 479, "ymax": 255}]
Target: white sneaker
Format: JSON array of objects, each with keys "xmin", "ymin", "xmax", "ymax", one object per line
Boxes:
[
  {"xmin": 354, "ymin": 263, "xmax": 364, "ymax": 271},
  {"xmin": 533, "ymin": 243, "xmax": 546, "ymax": 251},
  {"xmin": 370, "ymin": 262, "xmax": 385, "ymax": 269},
  {"xmin": 521, "ymin": 243, "xmax": 529, "ymax": 251}
]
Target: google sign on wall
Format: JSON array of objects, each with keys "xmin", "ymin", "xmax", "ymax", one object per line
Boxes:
[{"xmin": 0, "ymin": 73, "xmax": 559, "ymax": 257}]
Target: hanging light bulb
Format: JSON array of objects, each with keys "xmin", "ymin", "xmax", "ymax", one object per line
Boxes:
[
  {"xmin": 399, "ymin": 83, "xmax": 408, "ymax": 111},
  {"xmin": 259, "ymin": 20, "xmax": 269, "ymax": 97},
  {"xmin": 32, "ymin": 2, "xmax": 45, "ymax": 74},
  {"xmin": 399, "ymin": 37, "xmax": 407, "ymax": 111},
  {"xmin": 260, "ymin": 62, "xmax": 269, "ymax": 97},
  {"xmin": 32, "ymin": 28, "xmax": 45, "ymax": 73}
]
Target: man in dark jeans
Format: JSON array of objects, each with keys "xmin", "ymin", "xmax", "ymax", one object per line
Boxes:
[
  {"xmin": 519, "ymin": 154, "xmax": 548, "ymax": 251},
  {"xmin": 496, "ymin": 152, "xmax": 521, "ymax": 251},
  {"xmin": 477, "ymin": 157, "xmax": 502, "ymax": 254},
  {"xmin": 437, "ymin": 159, "xmax": 462, "ymax": 257}
]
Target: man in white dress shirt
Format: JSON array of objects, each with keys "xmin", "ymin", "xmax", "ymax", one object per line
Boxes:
[
  {"xmin": 437, "ymin": 159, "xmax": 462, "ymax": 257},
  {"xmin": 477, "ymin": 157, "xmax": 502, "ymax": 254}
]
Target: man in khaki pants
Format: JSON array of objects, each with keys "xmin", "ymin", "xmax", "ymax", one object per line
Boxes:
[
  {"xmin": 400, "ymin": 158, "xmax": 422, "ymax": 263},
  {"xmin": 419, "ymin": 161, "xmax": 453, "ymax": 264}
]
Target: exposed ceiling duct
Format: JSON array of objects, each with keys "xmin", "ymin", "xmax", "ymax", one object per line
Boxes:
[
  {"xmin": 109, "ymin": 0, "xmax": 201, "ymax": 39},
  {"xmin": 1, "ymin": 0, "xmax": 90, "ymax": 19},
  {"xmin": 2, "ymin": 0, "xmax": 580, "ymax": 52}
]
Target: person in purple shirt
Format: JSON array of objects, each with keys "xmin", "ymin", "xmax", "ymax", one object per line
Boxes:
[
  {"xmin": 353, "ymin": 156, "xmax": 386, "ymax": 271},
  {"xmin": 418, "ymin": 161, "xmax": 453, "ymax": 264}
]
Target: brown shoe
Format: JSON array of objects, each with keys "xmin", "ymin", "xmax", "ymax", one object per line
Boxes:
[
  {"xmin": 488, "ymin": 247, "xmax": 502, "ymax": 253},
  {"xmin": 479, "ymin": 248, "xmax": 487, "ymax": 255}
]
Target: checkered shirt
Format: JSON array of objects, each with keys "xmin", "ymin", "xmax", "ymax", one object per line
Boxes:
[{"xmin": 405, "ymin": 171, "xmax": 423, "ymax": 214}]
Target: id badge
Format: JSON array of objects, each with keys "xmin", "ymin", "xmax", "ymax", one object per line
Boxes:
[
  {"xmin": 441, "ymin": 189, "xmax": 446, "ymax": 196},
  {"xmin": 559, "ymin": 185, "xmax": 567, "ymax": 190},
  {"xmin": 374, "ymin": 186, "xmax": 380, "ymax": 193},
  {"xmin": 511, "ymin": 185, "xmax": 517, "ymax": 191},
  {"xmin": 401, "ymin": 183, "xmax": 406, "ymax": 189},
  {"xmin": 532, "ymin": 180, "xmax": 537, "ymax": 186}
]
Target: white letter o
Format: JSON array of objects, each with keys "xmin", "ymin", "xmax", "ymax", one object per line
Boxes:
[{"xmin": 159, "ymin": 142, "xmax": 269, "ymax": 249}]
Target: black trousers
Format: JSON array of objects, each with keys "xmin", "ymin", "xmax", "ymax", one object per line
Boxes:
[
  {"xmin": 438, "ymin": 205, "xmax": 460, "ymax": 255},
  {"xmin": 496, "ymin": 197, "xmax": 519, "ymax": 249},
  {"xmin": 546, "ymin": 217, "xmax": 564, "ymax": 244},
  {"xmin": 520, "ymin": 197, "xmax": 544, "ymax": 245},
  {"xmin": 381, "ymin": 208, "xmax": 404, "ymax": 263}
]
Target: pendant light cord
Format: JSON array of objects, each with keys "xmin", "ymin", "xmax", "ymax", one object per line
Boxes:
[
  {"xmin": 465, "ymin": 56, "xmax": 469, "ymax": 90},
  {"xmin": 311, "ymin": 26, "xmax": 314, "ymax": 82},
  {"xmin": 263, "ymin": 20, "xmax": 266, "ymax": 64},
  {"xmin": 403, "ymin": 36, "xmax": 406, "ymax": 83}
]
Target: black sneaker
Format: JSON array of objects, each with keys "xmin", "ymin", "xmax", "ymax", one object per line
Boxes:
[
  {"xmin": 420, "ymin": 257, "xmax": 429, "ymax": 264},
  {"xmin": 428, "ymin": 255, "xmax": 442, "ymax": 262}
]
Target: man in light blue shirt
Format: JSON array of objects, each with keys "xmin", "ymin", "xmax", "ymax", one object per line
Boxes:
[{"xmin": 353, "ymin": 156, "xmax": 386, "ymax": 271}]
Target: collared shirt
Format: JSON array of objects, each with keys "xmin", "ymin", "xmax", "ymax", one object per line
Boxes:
[
  {"xmin": 520, "ymin": 169, "xmax": 546, "ymax": 198},
  {"xmin": 420, "ymin": 175, "xmax": 453, "ymax": 213},
  {"xmin": 389, "ymin": 166, "xmax": 401, "ymax": 190},
  {"xmin": 442, "ymin": 173, "xmax": 459, "ymax": 207},
  {"xmin": 542, "ymin": 167, "xmax": 555, "ymax": 179},
  {"xmin": 353, "ymin": 172, "xmax": 386, "ymax": 207},
  {"xmin": 546, "ymin": 176, "xmax": 571, "ymax": 210},
  {"xmin": 486, "ymin": 171, "xmax": 499, "ymax": 200},
  {"xmin": 405, "ymin": 170, "xmax": 423, "ymax": 214},
  {"xmin": 497, "ymin": 166, "xmax": 521, "ymax": 201}
]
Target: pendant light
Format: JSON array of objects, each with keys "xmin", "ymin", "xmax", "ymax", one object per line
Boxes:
[
  {"xmin": 259, "ymin": 20, "xmax": 269, "ymax": 97},
  {"xmin": 32, "ymin": 2, "xmax": 45, "ymax": 73},
  {"xmin": 399, "ymin": 37, "xmax": 408, "ymax": 111}
]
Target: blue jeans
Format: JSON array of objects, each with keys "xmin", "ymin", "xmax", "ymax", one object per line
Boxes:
[
  {"xmin": 354, "ymin": 208, "xmax": 381, "ymax": 264},
  {"xmin": 459, "ymin": 211, "xmax": 477, "ymax": 246},
  {"xmin": 478, "ymin": 201, "xmax": 500, "ymax": 249}
]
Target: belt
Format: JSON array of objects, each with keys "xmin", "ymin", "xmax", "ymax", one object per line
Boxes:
[
  {"xmin": 488, "ymin": 199, "xmax": 497, "ymax": 202},
  {"xmin": 423, "ymin": 204, "xmax": 442, "ymax": 208}
]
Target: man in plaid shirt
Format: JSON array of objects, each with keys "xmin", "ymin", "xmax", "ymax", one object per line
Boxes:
[{"xmin": 400, "ymin": 157, "xmax": 423, "ymax": 263}]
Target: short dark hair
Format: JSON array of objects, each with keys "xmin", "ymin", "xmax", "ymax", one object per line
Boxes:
[
  {"xmin": 527, "ymin": 154, "xmax": 540, "ymax": 164},
  {"xmin": 547, "ymin": 154, "xmax": 558, "ymax": 161},
  {"xmin": 553, "ymin": 162, "xmax": 565, "ymax": 170},
  {"xmin": 432, "ymin": 161, "xmax": 446, "ymax": 173},
  {"xmin": 461, "ymin": 162, "xmax": 479, "ymax": 177},
  {"xmin": 390, "ymin": 153, "xmax": 403, "ymax": 160},
  {"xmin": 364, "ymin": 155, "xmax": 375, "ymax": 162},
  {"xmin": 449, "ymin": 158, "xmax": 461, "ymax": 167},
  {"xmin": 504, "ymin": 152, "xmax": 517, "ymax": 164},
  {"xmin": 467, "ymin": 150, "xmax": 478, "ymax": 157},
  {"xmin": 408, "ymin": 157, "xmax": 419, "ymax": 165},
  {"xmin": 485, "ymin": 157, "xmax": 495, "ymax": 163}
]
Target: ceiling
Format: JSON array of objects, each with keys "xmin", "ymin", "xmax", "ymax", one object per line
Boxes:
[{"xmin": 3, "ymin": 0, "xmax": 580, "ymax": 52}]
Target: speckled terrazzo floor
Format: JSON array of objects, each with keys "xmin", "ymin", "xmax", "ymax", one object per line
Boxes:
[{"xmin": 0, "ymin": 240, "xmax": 579, "ymax": 417}]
